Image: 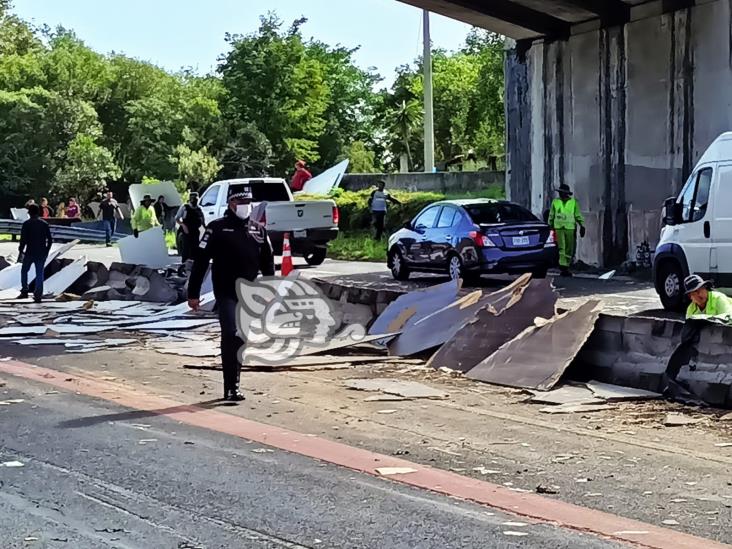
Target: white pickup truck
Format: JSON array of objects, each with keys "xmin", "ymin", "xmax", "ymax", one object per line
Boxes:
[{"xmin": 198, "ymin": 178, "xmax": 339, "ymax": 265}]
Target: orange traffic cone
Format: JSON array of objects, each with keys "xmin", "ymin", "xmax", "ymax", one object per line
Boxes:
[{"xmin": 281, "ymin": 232, "xmax": 294, "ymax": 276}]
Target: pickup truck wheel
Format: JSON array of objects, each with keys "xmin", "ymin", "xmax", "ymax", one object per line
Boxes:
[
  {"xmin": 389, "ymin": 248, "xmax": 410, "ymax": 281},
  {"xmin": 304, "ymin": 248, "xmax": 327, "ymax": 266},
  {"xmin": 657, "ymin": 261, "xmax": 685, "ymax": 312}
]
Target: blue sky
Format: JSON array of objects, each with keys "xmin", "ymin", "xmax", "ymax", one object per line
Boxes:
[{"xmin": 14, "ymin": 0, "xmax": 474, "ymax": 87}]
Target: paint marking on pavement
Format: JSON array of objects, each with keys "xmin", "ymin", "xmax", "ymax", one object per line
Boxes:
[{"xmin": 1, "ymin": 359, "xmax": 728, "ymax": 549}]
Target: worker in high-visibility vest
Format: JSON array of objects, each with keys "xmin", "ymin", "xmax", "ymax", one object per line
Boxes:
[{"xmin": 548, "ymin": 183, "xmax": 585, "ymax": 277}]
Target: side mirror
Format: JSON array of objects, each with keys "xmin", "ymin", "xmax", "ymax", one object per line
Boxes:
[
  {"xmin": 663, "ymin": 196, "xmax": 681, "ymax": 226},
  {"xmin": 414, "ymin": 224, "xmax": 427, "ymax": 234}
]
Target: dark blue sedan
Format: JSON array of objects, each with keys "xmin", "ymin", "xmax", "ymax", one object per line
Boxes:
[{"xmin": 387, "ymin": 199, "xmax": 558, "ymax": 282}]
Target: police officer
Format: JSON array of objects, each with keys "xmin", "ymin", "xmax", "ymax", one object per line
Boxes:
[
  {"xmin": 175, "ymin": 192, "xmax": 206, "ymax": 262},
  {"xmin": 187, "ymin": 184, "xmax": 275, "ymax": 402}
]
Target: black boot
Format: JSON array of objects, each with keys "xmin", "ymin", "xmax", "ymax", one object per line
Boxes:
[{"xmin": 225, "ymin": 388, "xmax": 245, "ymax": 402}]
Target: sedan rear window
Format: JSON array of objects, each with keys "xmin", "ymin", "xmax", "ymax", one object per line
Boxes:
[{"xmin": 465, "ymin": 203, "xmax": 538, "ymax": 224}]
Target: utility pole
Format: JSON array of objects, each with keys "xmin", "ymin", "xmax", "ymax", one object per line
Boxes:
[{"xmin": 422, "ymin": 9, "xmax": 435, "ymax": 173}]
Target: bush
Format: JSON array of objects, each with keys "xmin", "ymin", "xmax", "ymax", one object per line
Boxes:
[{"xmin": 300, "ymin": 184, "xmax": 505, "ymax": 233}]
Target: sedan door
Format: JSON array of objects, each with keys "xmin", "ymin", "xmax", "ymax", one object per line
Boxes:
[
  {"xmin": 405, "ymin": 205, "xmax": 441, "ymax": 266},
  {"xmin": 427, "ymin": 206, "xmax": 460, "ymax": 268}
]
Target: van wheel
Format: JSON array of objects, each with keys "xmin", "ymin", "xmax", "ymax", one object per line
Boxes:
[
  {"xmin": 657, "ymin": 261, "xmax": 685, "ymax": 312},
  {"xmin": 389, "ymin": 248, "xmax": 410, "ymax": 281},
  {"xmin": 304, "ymin": 248, "xmax": 327, "ymax": 266}
]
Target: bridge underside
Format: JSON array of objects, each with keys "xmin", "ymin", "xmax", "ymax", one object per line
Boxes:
[
  {"xmin": 398, "ymin": 0, "xmax": 663, "ymax": 42},
  {"xmin": 400, "ymin": 0, "xmax": 727, "ymax": 268}
]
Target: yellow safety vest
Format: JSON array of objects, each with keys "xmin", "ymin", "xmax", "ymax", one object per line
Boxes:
[{"xmin": 549, "ymin": 198, "xmax": 584, "ymax": 230}]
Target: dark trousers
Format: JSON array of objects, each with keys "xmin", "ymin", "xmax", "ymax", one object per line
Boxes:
[
  {"xmin": 372, "ymin": 211, "xmax": 386, "ymax": 239},
  {"xmin": 20, "ymin": 254, "xmax": 46, "ymax": 298},
  {"xmin": 102, "ymin": 219, "xmax": 116, "ymax": 244},
  {"xmin": 180, "ymin": 230, "xmax": 200, "ymax": 262},
  {"xmin": 217, "ymin": 296, "xmax": 243, "ymax": 394}
]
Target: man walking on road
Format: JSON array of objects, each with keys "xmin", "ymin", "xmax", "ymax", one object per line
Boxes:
[
  {"xmin": 97, "ymin": 190, "xmax": 123, "ymax": 247},
  {"xmin": 131, "ymin": 194, "xmax": 160, "ymax": 237},
  {"xmin": 370, "ymin": 180, "xmax": 401, "ymax": 240},
  {"xmin": 175, "ymin": 192, "xmax": 206, "ymax": 262},
  {"xmin": 187, "ymin": 184, "xmax": 275, "ymax": 402},
  {"xmin": 548, "ymin": 183, "xmax": 585, "ymax": 277},
  {"xmin": 18, "ymin": 204, "xmax": 53, "ymax": 303}
]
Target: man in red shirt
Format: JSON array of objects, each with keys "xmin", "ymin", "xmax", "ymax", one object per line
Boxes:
[{"xmin": 290, "ymin": 160, "xmax": 312, "ymax": 192}]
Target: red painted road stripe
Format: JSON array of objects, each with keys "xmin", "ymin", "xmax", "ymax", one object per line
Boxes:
[{"xmin": 1, "ymin": 359, "xmax": 728, "ymax": 549}]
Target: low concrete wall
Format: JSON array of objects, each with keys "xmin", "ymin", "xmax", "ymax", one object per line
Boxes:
[
  {"xmin": 577, "ymin": 314, "xmax": 732, "ymax": 407},
  {"xmin": 342, "ymin": 171, "xmax": 505, "ymax": 194}
]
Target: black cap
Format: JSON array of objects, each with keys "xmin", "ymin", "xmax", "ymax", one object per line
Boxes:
[
  {"xmin": 227, "ymin": 184, "xmax": 253, "ymax": 201},
  {"xmin": 556, "ymin": 183, "xmax": 573, "ymax": 196}
]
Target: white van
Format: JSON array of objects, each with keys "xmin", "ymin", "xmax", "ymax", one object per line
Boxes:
[{"xmin": 654, "ymin": 132, "xmax": 732, "ymax": 311}]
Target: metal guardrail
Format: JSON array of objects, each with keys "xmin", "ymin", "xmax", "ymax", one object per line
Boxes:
[{"xmin": 0, "ymin": 220, "xmax": 122, "ymax": 243}]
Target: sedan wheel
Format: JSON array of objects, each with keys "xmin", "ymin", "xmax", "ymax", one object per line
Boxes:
[
  {"xmin": 389, "ymin": 248, "xmax": 410, "ymax": 281},
  {"xmin": 448, "ymin": 255, "xmax": 462, "ymax": 281}
]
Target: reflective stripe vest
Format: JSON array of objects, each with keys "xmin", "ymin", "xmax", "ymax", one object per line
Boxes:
[
  {"xmin": 549, "ymin": 198, "xmax": 584, "ymax": 230},
  {"xmin": 686, "ymin": 290, "xmax": 732, "ymax": 319}
]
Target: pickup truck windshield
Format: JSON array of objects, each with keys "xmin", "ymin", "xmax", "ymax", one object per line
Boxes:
[
  {"xmin": 229, "ymin": 182, "xmax": 291, "ymax": 202},
  {"xmin": 466, "ymin": 203, "xmax": 538, "ymax": 224}
]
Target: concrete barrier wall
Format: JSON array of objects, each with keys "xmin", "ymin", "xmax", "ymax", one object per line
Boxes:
[
  {"xmin": 577, "ymin": 314, "xmax": 732, "ymax": 407},
  {"xmin": 341, "ymin": 171, "xmax": 505, "ymax": 194}
]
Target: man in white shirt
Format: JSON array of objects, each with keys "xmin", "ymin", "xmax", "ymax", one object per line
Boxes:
[{"xmin": 369, "ymin": 180, "xmax": 401, "ymax": 240}]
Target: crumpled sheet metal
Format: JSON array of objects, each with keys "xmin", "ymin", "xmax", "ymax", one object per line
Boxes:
[
  {"xmin": 466, "ymin": 300, "xmax": 602, "ymax": 390},
  {"xmin": 388, "ymin": 274, "xmax": 532, "ymax": 357},
  {"xmin": 427, "ymin": 278, "xmax": 556, "ymax": 373}
]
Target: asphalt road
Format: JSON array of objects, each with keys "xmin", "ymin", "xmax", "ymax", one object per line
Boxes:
[{"xmin": 0, "ymin": 375, "xmax": 627, "ymax": 549}]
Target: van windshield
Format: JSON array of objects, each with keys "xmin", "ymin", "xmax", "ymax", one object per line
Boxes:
[{"xmin": 228, "ymin": 182, "xmax": 291, "ymax": 202}]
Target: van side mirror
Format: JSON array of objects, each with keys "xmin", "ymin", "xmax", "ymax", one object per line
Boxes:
[{"xmin": 663, "ymin": 196, "xmax": 681, "ymax": 226}]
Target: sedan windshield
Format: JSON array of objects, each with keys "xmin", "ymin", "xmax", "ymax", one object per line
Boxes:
[{"xmin": 465, "ymin": 203, "xmax": 539, "ymax": 224}]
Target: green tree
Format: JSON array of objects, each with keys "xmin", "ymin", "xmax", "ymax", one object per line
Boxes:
[
  {"xmin": 52, "ymin": 134, "xmax": 121, "ymax": 202},
  {"xmin": 343, "ymin": 141, "xmax": 377, "ymax": 173},
  {"xmin": 171, "ymin": 144, "xmax": 221, "ymax": 191}
]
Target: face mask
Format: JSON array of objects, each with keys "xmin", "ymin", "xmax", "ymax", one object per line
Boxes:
[{"xmin": 235, "ymin": 204, "xmax": 252, "ymax": 220}]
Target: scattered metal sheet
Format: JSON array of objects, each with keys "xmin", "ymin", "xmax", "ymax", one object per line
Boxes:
[
  {"xmin": 375, "ymin": 467, "xmax": 418, "ymax": 476},
  {"xmin": 246, "ymin": 332, "xmax": 399, "ymax": 360},
  {"xmin": 297, "ymin": 159, "xmax": 348, "ymax": 195},
  {"xmin": 539, "ymin": 403, "xmax": 615, "ymax": 414},
  {"xmin": 0, "ymin": 241, "xmax": 76, "ymax": 292},
  {"xmin": 585, "ymin": 381, "xmax": 661, "ymax": 401},
  {"xmin": 243, "ymin": 355, "xmax": 392, "ymax": 368},
  {"xmin": 154, "ymin": 340, "xmax": 220, "ymax": 357},
  {"xmin": 118, "ymin": 227, "xmax": 171, "ymax": 268},
  {"xmin": 466, "ymin": 300, "xmax": 602, "ymax": 390},
  {"xmin": 529, "ymin": 385, "xmax": 604, "ymax": 406},
  {"xmin": 10, "ymin": 208, "xmax": 29, "ymax": 221},
  {"xmin": 343, "ymin": 378, "xmax": 448, "ymax": 399},
  {"xmin": 428, "ymin": 278, "xmax": 556, "ymax": 373},
  {"xmin": 663, "ymin": 413, "xmax": 703, "ymax": 427},
  {"xmin": 43, "ymin": 256, "xmax": 87, "ymax": 297},
  {"xmin": 14, "ymin": 338, "xmax": 96, "ymax": 346},
  {"xmin": 124, "ymin": 318, "xmax": 217, "ymax": 331},
  {"xmin": 389, "ymin": 274, "xmax": 532, "ymax": 357},
  {"xmin": 128, "ymin": 181, "xmax": 182, "ymax": 211},
  {"xmin": 0, "ymin": 324, "xmax": 111, "ymax": 336},
  {"xmin": 369, "ymin": 278, "xmax": 461, "ymax": 335}
]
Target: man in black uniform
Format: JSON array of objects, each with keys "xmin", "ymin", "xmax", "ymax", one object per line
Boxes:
[
  {"xmin": 175, "ymin": 192, "xmax": 206, "ymax": 262},
  {"xmin": 187, "ymin": 184, "xmax": 275, "ymax": 402},
  {"xmin": 18, "ymin": 204, "xmax": 53, "ymax": 303}
]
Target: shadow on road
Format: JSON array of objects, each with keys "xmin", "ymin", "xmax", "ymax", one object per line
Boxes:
[{"xmin": 56, "ymin": 398, "xmax": 227, "ymax": 429}]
